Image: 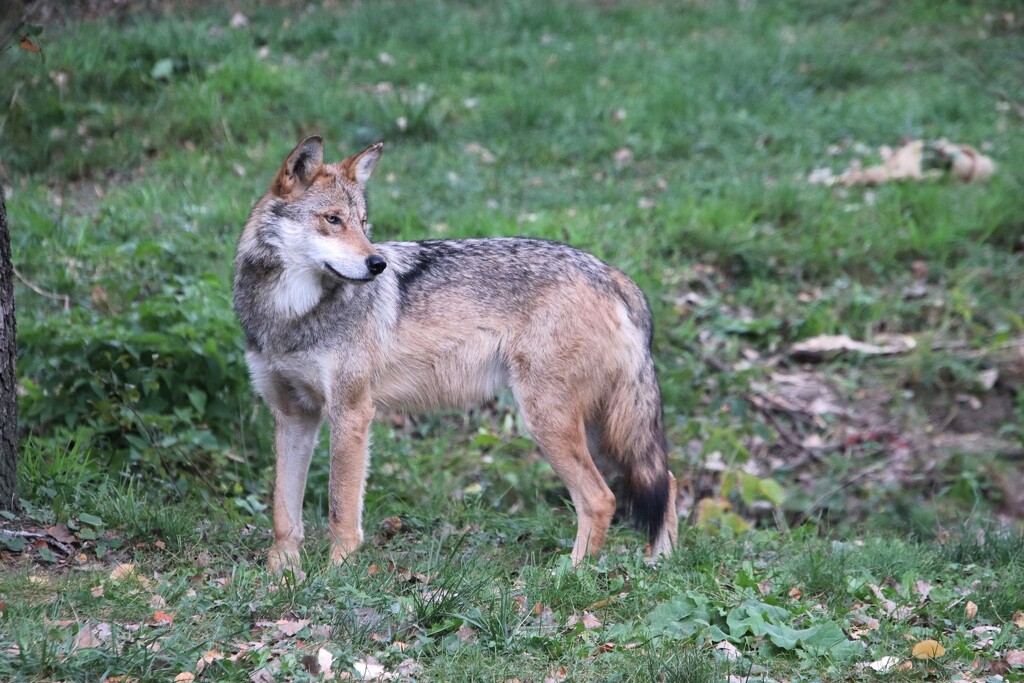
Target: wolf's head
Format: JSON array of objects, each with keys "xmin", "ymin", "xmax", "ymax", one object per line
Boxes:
[{"xmin": 263, "ymin": 136, "xmax": 386, "ymax": 283}]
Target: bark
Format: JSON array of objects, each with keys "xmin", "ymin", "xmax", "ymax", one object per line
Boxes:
[{"xmin": 0, "ymin": 185, "xmax": 18, "ymax": 511}]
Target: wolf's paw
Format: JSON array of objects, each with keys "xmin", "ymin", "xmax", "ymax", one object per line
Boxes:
[
  {"xmin": 268, "ymin": 545, "xmax": 305, "ymax": 581},
  {"xmin": 329, "ymin": 536, "xmax": 362, "ymax": 566}
]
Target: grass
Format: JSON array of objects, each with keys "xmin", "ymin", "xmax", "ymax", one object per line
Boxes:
[{"xmin": 1, "ymin": 0, "xmax": 1023, "ymax": 680}]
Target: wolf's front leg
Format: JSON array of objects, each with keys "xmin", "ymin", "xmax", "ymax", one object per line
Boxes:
[
  {"xmin": 269, "ymin": 410, "xmax": 321, "ymax": 576},
  {"xmin": 327, "ymin": 392, "xmax": 375, "ymax": 565}
]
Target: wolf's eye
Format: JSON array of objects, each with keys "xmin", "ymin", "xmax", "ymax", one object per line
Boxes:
[{"xmin": 324, "ymin": 214, "xmax": 341, "ymax": 225}]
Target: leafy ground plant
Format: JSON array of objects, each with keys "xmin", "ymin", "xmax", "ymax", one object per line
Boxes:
[{"xmin": 1, "ymin": 0, "xmax": 1022, "ymax": 680}]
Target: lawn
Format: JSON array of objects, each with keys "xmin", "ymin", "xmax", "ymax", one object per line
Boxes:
[{"xmin": 1, "ymin": 0, "xmax": 1023, "ymax": 680}]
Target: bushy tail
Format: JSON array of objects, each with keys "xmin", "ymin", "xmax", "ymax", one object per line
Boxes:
[{"xmin": 602, "ymin": 359, "xmax": 672, "ymax": 546}]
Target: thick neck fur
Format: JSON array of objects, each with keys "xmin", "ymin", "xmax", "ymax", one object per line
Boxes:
[
  {"xmin": 234, "ymin": 241, "xmax": 342, "ymax": 353},
  {"xmin": 271, "ymin": 262, "xmax": 327, "ymax": 319}
]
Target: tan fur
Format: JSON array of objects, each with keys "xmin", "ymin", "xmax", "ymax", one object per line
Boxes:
[{"xmin": 234, "ymin": 137, "xmax": 678, "ymax": 574}]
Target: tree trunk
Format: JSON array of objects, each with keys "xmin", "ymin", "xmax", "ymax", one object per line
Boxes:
[{"xmin": 0, "ymin": 185, "xmax": 18, "ymax": 512}]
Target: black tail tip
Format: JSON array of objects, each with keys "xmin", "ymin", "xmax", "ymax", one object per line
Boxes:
[{"xmin": 623, "ymin": 469, "xmax": 670, "ymax": 544}]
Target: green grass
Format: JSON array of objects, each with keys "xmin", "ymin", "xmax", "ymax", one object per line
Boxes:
[{"xmin": 2, "ymin": 0, "xmax": 1023, "ymax": 679}]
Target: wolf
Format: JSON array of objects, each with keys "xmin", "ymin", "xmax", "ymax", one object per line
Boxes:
[{"xmin": 233, "ymin": 136, "xmax": 678, "ymax": 573}]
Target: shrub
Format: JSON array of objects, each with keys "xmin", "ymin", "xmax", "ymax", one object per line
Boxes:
[{"xmin": 18, "ymin": 274, "xmax": 262, "ymax": 495}]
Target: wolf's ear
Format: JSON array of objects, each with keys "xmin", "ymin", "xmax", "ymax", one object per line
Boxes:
[
  {"xmin": 340, "ymin": 142, "xmax": 383, "ymax": 185},
  {"xmin": 272, "ymin": 135, "xmax": 324, "ymax": 198}
]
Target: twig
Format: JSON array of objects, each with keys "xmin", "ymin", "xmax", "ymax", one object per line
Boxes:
[
  {"xmin": 12, "ymin": 265, "xmax": 70, "ymax": 311},
  {"xmin": 1, "ymin": 529, "xmax": 75, "ymax": 556}
]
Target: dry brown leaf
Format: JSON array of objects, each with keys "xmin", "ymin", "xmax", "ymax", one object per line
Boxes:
[
  {"xmin": 18, "ymin": 36, "xmax": 41, "ymax": 53},
  {"xmin": 249, "ymin": 667, "xmax": 274, "ymax": 683},
  {"xmin": 151, "ymin": 611, "xmax": 174, "ymax": 626},
  {"xmin": 110, "ymin": 563, "xmax": 136, "ymax": 581},
  {"xmin": 932, "ymin": 140, "xmax": 995, "ymax": 182},
  {"xmin": 1014, "ymin": 611, "xmax": 1024, "ymax": 628},
  {"xmin": 911, "ymin": 639, "xmax": 946, "ymax": 659},
  {"xmin": 790, "ymin": 334, "xmax": 916, "ymax": 361},
  {"xmin": 46, "ymin": 524, "xmax": 75, "ymax": 544},
  {"xmin": 275, "ymin": 618, "xmax": 309, "ymax": 637},
  {"xmin": 566, "ymin": 611, "xmax": 602, "ymax": 629},
  {"xmin": 73, "ymin": 625, "xmax": 103, "ymax": 651},
  {"xmin": 173, "ymin": 673, "xmax": 195, "ymax": 683},
  {"xmin": 544, "ymin": 666, "xmax": 569, "ymax": 683},
  {"xmin": 196, "ymin": 649, "xmax": 225, "ymax": 674},
  {"xmin": 1007, "ymin": 650, "xmax": 1024, "ymax": 668}
]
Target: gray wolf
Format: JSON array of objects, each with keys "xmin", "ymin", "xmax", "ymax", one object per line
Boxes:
[{"xmin": 233, "ymin": 136, "xmax": 677, "ymax": 573}]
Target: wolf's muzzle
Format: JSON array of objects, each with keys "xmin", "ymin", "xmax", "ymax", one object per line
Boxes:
[{"xmin": 366, "ymin": 255, "xmax": 387, "ymax": 276}]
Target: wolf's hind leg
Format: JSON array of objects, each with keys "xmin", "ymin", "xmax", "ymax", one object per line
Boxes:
[
  {"xmin": 517, "ymin": 395, "xmax": 615, "ymax": 565},
  {"xmin": 270, "ymin": 409, "xmax": 321, "ymax": 576}
]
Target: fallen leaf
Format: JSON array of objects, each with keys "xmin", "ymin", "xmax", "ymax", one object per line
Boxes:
[
  {"xmin": 868, "ymin": 656, "xmax": 903, "ymax": 673},
  {"xmin": 91, "ymin": 585, "xmax": 104, "ymax": 598},
  {"xmin": 544, "ymin": 666, "xmax": 568, "ymax": 683},
  {"xmin": 275, "ymin": 618, "xmax": 309, "ymax": 637},
  {"xmin": 151, "ymin": 611, "xmax": 174, "ymax": 626},
  {"xmin": 788, "ymin": 586, "xmax": 803, "ymax": 599},
  {"xmin": 46, "ymin": 524, "xmax": 75, "ymax": 544},
  {"xmin": 1012, "ymin": 611, "xmax": 1024, "ymax": 628},
  {"xmin": 196, "ymin": 649, "xmax": 225, "ymax": 674},
  {"xmin": 377, "ymin": 515, "xmax": 403, "ymax": 538},
  {"xmin": 969, "ymin": 625, "xmax": 1001, "ymax": 635},
  {"xmin": 174, "ymin": 673, "xmax": 195, "ymax": 683},
  {"xmin": 965, "ymin": 600, "xmax": 978, "ymax": 619},
  {"xmin": 353, "ymin": 658, "xmax": 386, "ymax": 680},
  {"xmin": 249, "ymin": 667, "xmax": 274, "ymax": 683},
  {"xmin": 110, "ymin": 563, "xmax": 136, "ymax": 580},
  {"xmin": 1007, "ymin": 650, "xmax": 1024, "ymax": 668},
  {"xmin": 317, "ymin": 647, "xmax": 335, "ymax": 673},
  {"xmin": 912, "ymin": 639, "xmax": 946, "ymax": 659},
  {"xmin": 73, "ymin": 625, "xmax": 103, "ymax": 651},
  {"xmin": 18, "ymin": 36, "xmax": 41, "ymax": 53},
  {"xmin": 790, "ymin": 334, "xmax": 916, "ymax": 361},
  {"xmin": 715, "ymin": 640, "xmax": 742, "ymax": 661}
]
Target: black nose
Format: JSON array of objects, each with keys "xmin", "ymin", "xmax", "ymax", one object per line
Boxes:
[{"xmin": 366, "ymin": 254, "xmax": 387, "ymax": 276}]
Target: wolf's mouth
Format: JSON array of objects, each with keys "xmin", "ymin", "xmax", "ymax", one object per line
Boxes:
[{"xmin": 323, "ymin": 262, "xmax": 372, "ymax": 283}]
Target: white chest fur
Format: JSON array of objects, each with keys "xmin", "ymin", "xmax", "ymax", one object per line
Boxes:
[{"xmin": 246, "ymin": 348, "xmax": 335, "ymax": 414}]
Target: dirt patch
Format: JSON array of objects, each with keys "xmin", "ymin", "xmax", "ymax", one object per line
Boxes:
[{"xmin": 727, "ymin": 339, "xmax": 1024, "ymax": 524}]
